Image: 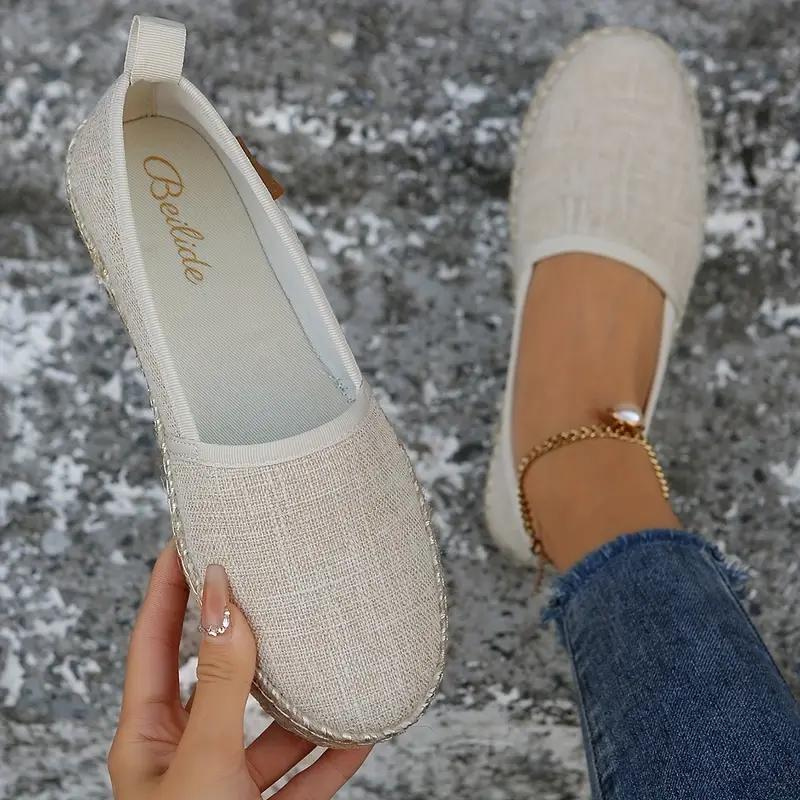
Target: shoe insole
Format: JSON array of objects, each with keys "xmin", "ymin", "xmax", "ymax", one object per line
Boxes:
[{"xmin": 124, "ymin": 116, "xmax": 349, "ymax": 445}]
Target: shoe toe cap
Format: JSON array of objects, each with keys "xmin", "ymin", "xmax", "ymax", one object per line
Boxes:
[
  {"xmin": 513, "ymin": 28, "xmax": 706, "ymax": 303},
  {"xmin": 250, "ymin": 537, "xmax": 446, "ymax": 743},
  {"xmin": 171, "ymin": 396, "xmax": 447, "ymax": 744}
]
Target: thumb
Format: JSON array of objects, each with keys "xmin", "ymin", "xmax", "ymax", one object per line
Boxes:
[{"xmin": 182, "ymin": 564, "xmax": 257, "ymax": 755}]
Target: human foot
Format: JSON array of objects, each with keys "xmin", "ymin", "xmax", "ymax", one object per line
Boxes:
[
  {"xmin": 484, "ymin": 28, "xmax": 706, "ymax": 570},
  {"xmin": 512, "ymin": 253, "xmax": 680, "ymax": 570}
]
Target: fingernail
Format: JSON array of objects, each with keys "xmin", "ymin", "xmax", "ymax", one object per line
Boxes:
[{"xmin": 199, "ymin": 564, "xmax": 231, "ymax": 637}]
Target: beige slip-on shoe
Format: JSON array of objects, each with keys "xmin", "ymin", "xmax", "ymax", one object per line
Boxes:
[
  {"xmin": 485, "ymin": 28, "xmax": 706, "ymax": 562},
  {"xmin": 66, "ymin": 15, "xmax": 447, "ymax": 746}
]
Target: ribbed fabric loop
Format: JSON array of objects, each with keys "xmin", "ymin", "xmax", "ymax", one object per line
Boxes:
[{"xmin": 124, "ymin": 15, "xmax": 186, "ymax": 84}]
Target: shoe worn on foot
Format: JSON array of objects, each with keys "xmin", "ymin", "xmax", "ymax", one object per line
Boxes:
[
  {"xmin": 485, "ymin": 28, "xmax": 706, "ymax": 563},
  {"xmin": 66, "ymin": 15, "xmax": 447, "ymax": 746}
]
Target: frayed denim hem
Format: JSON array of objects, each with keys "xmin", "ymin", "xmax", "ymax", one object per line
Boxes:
[
  {"xmin": 542, "ymin": 529, "xmax": 750, "ymax": 631},
  {"xmin": 540, "ymin": 528, "xmax": 800, "ymax": 796}
]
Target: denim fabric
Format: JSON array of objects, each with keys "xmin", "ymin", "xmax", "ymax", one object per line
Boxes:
[{"xmin": 545, "ymin": 529, "xmax": 800, "ymax": 800}]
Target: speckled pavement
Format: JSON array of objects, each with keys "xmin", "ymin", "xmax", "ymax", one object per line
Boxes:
[{"xmin": 1, "ymin": 1, "xmax": 799, "ymax": 798}]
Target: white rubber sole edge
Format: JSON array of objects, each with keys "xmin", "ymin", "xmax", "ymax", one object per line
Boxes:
[{"xmin": 485, "ymin": 423, "xmax": 534, "ymax": 564}]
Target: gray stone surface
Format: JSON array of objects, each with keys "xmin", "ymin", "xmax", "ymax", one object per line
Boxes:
[{"xmin": 1, "ymin": 1, "xmax": 799, "ymax": 797}]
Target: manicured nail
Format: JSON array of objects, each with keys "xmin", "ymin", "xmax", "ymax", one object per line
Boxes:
[{"xmin": 199, "ymin": 564, "xmax": 231, "ymax": 637}]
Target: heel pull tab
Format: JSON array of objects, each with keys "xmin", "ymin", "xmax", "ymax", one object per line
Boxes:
[{"xmin": 124, "ymin": 15, "xmax": 186, "ymax": 84}]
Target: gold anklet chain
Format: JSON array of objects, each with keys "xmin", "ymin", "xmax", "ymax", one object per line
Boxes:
[{"xmin": 516, "ymin": 405, "xmax": 670, "ymax": 588}]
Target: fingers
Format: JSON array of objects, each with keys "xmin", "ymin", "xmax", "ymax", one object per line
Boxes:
[
  {"xmin": 245, "ymin": 722, "xmax": 316, "ymax": 792},
  {"xmin": 121, "ymin": 541, "xmax": 189, "ymax": 718},
  {"xmin": 272, "ymin": 746, "xmax": 372, "ymax": 799},
  {"xmin": 180, "ymin": 565, "xmax": 256, "ymax": 758}
]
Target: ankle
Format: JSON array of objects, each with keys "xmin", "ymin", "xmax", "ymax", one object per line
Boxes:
[
  {"xmin": 509, "ymin": 252, "xmax": 674, "ymax": 571},
  {"xmin": 523, "ymin": 438, "xmax": 680, "ymax": 571}
]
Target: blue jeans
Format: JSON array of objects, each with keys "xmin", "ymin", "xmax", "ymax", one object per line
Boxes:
[{"xmin": 545, "ymin": 530, "xmax": 800, "ymax": 799}]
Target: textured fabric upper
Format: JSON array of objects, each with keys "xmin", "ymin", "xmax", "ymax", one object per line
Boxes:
[
  {"xmin": 68, "ymin": 78, "xmax": 182, "ymax": 436},
  {"xmin": 68, "ymin": 74, "xmax": 446, "ymax": 739},
  {"xmin": 512, "ymin": 30, "xmax": 706, "ymax": 315},
  {"xmin": 168, "ymin": 395, "xmax": 446, "ymax": 739}
]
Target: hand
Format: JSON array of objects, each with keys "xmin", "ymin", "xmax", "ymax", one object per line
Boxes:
[{"xmin": 109, "ymin": 543, "xmax": 371, "ymax": 799}]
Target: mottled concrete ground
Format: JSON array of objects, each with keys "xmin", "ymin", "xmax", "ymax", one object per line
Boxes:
[{"xmin": 2, "ymin": 1, "xmax": 799, "ymax": 798}]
